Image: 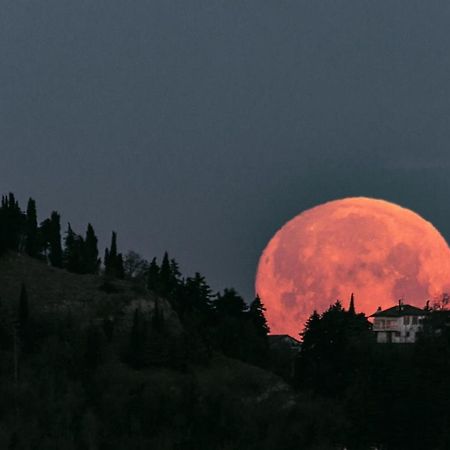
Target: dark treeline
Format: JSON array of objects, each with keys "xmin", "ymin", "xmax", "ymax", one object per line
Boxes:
[
  {"xmin": 295, "ymin": 299, "xmax": 450, "ymax": 450},
  {"xmin": 0, "ymin": 193, "xmax": 122, "ymax": 276},
  {"xmin": 1, "ymin": 192, "xmax": 450, "ymax": 449}
]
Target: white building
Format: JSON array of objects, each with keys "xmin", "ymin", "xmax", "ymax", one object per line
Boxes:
[{"xmin": 370, "ymin": 302, "xmax": 426, "ymax": 343}]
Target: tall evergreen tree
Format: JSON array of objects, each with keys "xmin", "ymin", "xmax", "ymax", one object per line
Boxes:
[
  {"xmin": 214, "ymin": 288, "xmax": 247, "ymax": 317},
  {"xmin": 48, "ymin": 211, "xmax": 63, "ymax": 268},
  {"xmin": 84, "ymin": 224, "xmax": 100, "ymax": 274},
  {"xmin": 159, "ymin": 252, "xmax": 172, "ymax": 296},
  {"xmin": 213, "ymin": 288, "xmax": 249, "ymax": 361},
  {"xmin": 248, "ymin": 295, "xmax": 270, "ymax": 337},
  {"xmin": 246, "ymin": 295, "xmax": 270, "ymax": 366},
  {"xmin": 156, "ymin": 252, "xmax": 180, "ymax": 297},
  {"xmin": 0, "ymin": 193, "xmax": 24, "ymax": 252},
  {"xmin": 147, "ymin": 257, "xmax": 160, "ymax": 291},
  {"xmin": 25, "ymin": 198, "xmax": 39, "ymax": 257},
  {"xmin": 348, "ymin": 293, "xmax": 356, "ymax": 315},
  {"xmin": 296, "ymin": 301, "xmax": 372, "ymax": 395},
  {"xmin": 64, "ymin": 223, "xmax": 85, "ymax": 274},
  {"xmin": 104, "ymin": 232, "xmax": 124, "ymax": 278},
  {"xmin": 182, "ymin": 272, "xmax": 213, "ymax": 315}
]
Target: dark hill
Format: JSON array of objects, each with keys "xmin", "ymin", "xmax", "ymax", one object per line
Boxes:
[
  {"xmin": 0, "ymin": 252, "xmax": 181, "ymax": 335},
  {"xmin": 0, "ymin": 253, "xmax": 344, "ymax": 450}
]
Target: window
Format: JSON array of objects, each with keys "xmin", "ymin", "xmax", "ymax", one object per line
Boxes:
[
  {"xmin": 412, "ymin": 317, "xmax": 418, "ymax": 325},
  {"xmin": 395, "ymin": 332, "xmax": 401, "ymax": 337},
  {"xmin": 404, "ymin": 316, "xmax": 410, "ymax": 325}
]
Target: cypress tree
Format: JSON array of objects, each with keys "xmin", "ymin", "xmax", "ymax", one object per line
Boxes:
[
  {"xmin": 104, "ymin": 232, "xmax": 123, "ymax": 278},
  {"xmin": 84, "ymin": 224, "xmax": 100, "ymax": 274},
  {"xmin": 1, "ymin": 193, "xmax": 24, "ymax": 252},
  {"xmin": 64, "ymin": 223, "xmax": 84, "ymax": 273},
  {"xmin": 25, "ymin": 198, "xmax": 39, "ymax": 257},
  {"xmin": 48, "ymin": 211, "xmax": 63, "ymax": 268},
  {"xmin": 348, "ymin": 293, "xmax": 356, "ymax": 315}
]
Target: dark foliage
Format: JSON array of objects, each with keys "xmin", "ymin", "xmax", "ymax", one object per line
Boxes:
[
  {"xmin": 84, "ymin": 224, "xmax": 100, "ymax": 274},
  {"xmin": 25, "ymin": 198, "xmax": 39, "ymax": 257},
  {"xmin": 3, "ymin": 192, "xmax": 450, "ymax": 449},
  {"xmin": 104, "ymin": 231, "xmax": 125, "ymax": 279}
]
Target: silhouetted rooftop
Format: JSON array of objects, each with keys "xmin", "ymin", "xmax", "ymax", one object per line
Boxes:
[{"xmin": 370, "ymin": 304, "xmax": 426, "ymax": 318}]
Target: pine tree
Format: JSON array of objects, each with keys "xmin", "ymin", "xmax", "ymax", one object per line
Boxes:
[
  {"xmin": 248, "ymin": 295, "xmax": 270, "ymax": 337},
  {"xmin": 183, "ymin": 272, "xmax": 213, "ymax": 314},
  {"xmin": 159, "ymin": 252, "xmax": 172, "ymax": 296},
  {"xmin": 25, "ymin": 198, "xmax": 39, "ymax": 257},
  {"xmin": 213, "ymin": 288, "xmax": 249, "ymax": 361},
  {"xmin": 147, "ymin": 257, "xmax": 160, "ymax": 291},
  {"xmin": 84, "ymin": 224, "xmax": 100, "ymax": 274},
  {"xmin": 214, "ymin": 288, "xmax": 247, "ymax": 317},
  {"xmin": 300, "ymin": 310, "xmax": 321, "ymax": 348},
  {"xmin": 296, "ymin": 301, "xmax": 372, "ymax": 395}
]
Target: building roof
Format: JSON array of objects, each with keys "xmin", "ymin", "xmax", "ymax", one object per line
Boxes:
[
  {"xmin": 268, "ymin": 334, "xmax": 301, "ymax": 349},
  {"xmin": 370, "ymin": 304, "xmax": 426, "ymax": 318}
]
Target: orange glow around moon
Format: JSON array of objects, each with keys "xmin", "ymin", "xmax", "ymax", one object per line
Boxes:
[{"xmin": 255, "ymin": 197, "xmax": 450, "ymax": 337}]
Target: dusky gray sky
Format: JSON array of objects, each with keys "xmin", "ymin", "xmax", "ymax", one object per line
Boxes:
[{"xmin": 2, "ymin": 0, "xmax": 450, "ymax": 300}]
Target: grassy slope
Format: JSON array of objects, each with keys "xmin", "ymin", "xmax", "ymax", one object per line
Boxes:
[{"xmin": 0, "ymin": 253, "xmax": 321, "ymax": 449}]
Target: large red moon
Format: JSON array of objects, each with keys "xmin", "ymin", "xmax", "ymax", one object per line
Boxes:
[{"xmin": 255, "ymin": 197, "xmax": 450, "ymax": 337}]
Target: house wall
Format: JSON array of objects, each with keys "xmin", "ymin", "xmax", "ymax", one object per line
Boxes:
[{"xmin": 373, "ymin": 315, "xmax": 425, "ymax": 343}]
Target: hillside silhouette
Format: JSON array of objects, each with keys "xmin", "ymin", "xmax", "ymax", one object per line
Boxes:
[{"xmin": 1, "ymin": 193, "xmax": 450, "ymax": 449}]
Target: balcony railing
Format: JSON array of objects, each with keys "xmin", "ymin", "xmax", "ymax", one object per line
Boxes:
[{"xmin": 372, "ymin": 321, "xmax": 400, "ymax": 331}]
